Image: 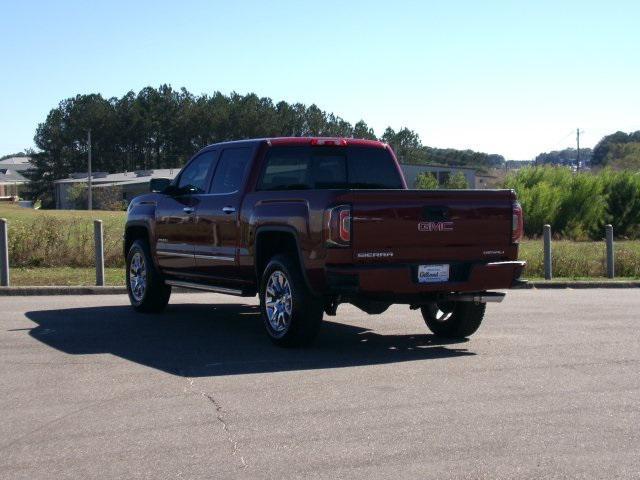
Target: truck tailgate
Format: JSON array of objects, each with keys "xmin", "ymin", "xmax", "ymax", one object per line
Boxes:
[{"xmin": 337, "ymin": 189, "xmax": 516, "ymax": 264}]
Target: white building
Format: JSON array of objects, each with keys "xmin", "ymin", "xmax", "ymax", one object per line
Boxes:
[{"xmin": 54, "ymin": 169, "xmax": 179, "ymax": 209}]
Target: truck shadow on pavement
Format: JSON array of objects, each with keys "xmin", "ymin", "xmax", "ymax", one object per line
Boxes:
[{"xmin": 24, "ymin": 303, "xmax": 474, "ymax": 377}]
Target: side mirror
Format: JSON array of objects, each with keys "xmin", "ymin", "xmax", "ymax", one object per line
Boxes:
[{"xmin": 150, "ymin": 177, "xmax": 172, "ymax": 193}]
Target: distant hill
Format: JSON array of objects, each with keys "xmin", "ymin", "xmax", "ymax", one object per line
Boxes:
[
  {"xmin": 534, "ymin": 148, "xmax": 592, "ymax": 168},
  {"xmin": 381, "ymin": 128, "xmax": 505, "ymax": 171}
]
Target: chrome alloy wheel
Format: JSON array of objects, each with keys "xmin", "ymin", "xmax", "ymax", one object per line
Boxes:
[
  {"xmin": 264, "ymin": 270, "xmax": 293, "ymax": 333},
  {"xmin": 129, "ymin": 252, "xmax": 147, "ymax": 302}
]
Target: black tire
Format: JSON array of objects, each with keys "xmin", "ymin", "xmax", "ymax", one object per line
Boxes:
[
  {"xmin": 259, "ymin": 254, "xmax": 323, "ymax": 347},
  {"xmin": 420, "ymin": 301, "xmax": 486, "ymax": 338},
  {"xmin": 126, "ymin": 239, "xmax": 171, "ymax": 313}
]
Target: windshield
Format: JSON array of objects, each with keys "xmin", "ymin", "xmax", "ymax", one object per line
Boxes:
[{"xmin": 257, "ymin": 146, "xmax": 404, "ymax": 191}]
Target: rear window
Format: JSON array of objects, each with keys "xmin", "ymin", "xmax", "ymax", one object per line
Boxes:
[{"xmin": 257, "ymin": 146, "xmax": 404, "ymax": 190}]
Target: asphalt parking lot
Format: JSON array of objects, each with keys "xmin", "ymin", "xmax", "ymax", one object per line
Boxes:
[{"xmin": 1, "ymin": 289, "xmax": 639, "ymax": 479}]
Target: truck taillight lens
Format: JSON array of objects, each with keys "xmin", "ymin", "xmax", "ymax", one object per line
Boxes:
[
  {"xmin": 512, "ymin": 202, "xmax": 524, "ymax": 243},
  {"xmin": 325, "ymin": 205, "xmax": 351, "ymax": 247}
]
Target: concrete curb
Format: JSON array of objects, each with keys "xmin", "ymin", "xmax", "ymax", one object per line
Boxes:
[
  {"xmin": 516, "ymin": 281, "xmax": 640, "ymax": 289},
  {"xmin": 0, "ymin": 286, "xmax": 204, "ymax": 296},
  {"xmin": 0, "ymin": 286, "xmax": 128, "ymax": 296},
  {"xmin": 0, "ymin": 281, "xmax": 639, "ymax": 296}
]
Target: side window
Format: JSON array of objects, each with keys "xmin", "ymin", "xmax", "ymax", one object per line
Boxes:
[
  {"xmin": 177, "ymin": 151, "xmax": 216, "ymax": 194},
  {"xmin": 211, "ymin": 147, "xmax": 252, "ymax": 194}
]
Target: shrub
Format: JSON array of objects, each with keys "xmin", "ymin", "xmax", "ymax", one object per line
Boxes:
[
  {"xmin": 66, "ymin": 183, "xmax": 126, "ymax": 211},
  {"xmin": 94, "ymin": 186, "xmax": 126, "ymax": 211},
  {"xmin": 599, "ymin": 170, "xmax": 640, "ymax": 238},
  {"xmin": 554, "ymin": 173, "xmax": 605, "ymax": 240},
  {"xmin": 67, "ymin": 183, "xmax": 88, "ymax": 210},
  {"xmin": 504, "ymin": 166, "xmax": 639, "ymax": 240},
  {"xmin": 444, "ymin": 171, "xmax": 468, "ymax": 189},
  {"xmin": 414, "ymin": 172, "xmax": 439, "ymax": 189}
]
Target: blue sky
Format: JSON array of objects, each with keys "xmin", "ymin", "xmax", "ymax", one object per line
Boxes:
[{"xmin": 1, "ymin": 0, "xmax": 639, "ymax": 159}]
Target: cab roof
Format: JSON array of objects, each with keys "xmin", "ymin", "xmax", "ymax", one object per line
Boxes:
[
  {"xmin": 203, "ymin": 137, "xmax": 387, "ymax": 149},
  {"xmin": 266, "ymin": 137, "xmax": 387, "ymax": 148}
]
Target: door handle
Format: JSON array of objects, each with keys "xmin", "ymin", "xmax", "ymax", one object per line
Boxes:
[
  {"xmin": 183, "ymin": 207, "xmax": 195, "ymax": 214},
  {"xmin": 222, "ymin": 206, "xmax": 236, "ymax": 214}
]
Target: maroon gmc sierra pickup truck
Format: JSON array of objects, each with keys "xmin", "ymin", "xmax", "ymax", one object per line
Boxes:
[{"xmin": 124, "ymin": 137, "xmax": 525, "ymax": 346}]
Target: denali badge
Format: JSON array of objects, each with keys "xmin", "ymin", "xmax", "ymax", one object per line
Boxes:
[{"xmin": 418, "ymin": 221, "xmax": 454, "ymax": 232}]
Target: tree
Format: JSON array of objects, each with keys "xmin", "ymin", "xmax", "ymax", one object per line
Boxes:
[
  {"xmin": 29, "ymin": 85, "xmax": 514, "ymax": 205},
  {"xmin": 352, "ymin": 120, "xmax": 377, "ymax": 140},
  {"xmin": 414, "ymin": 172, "xmax": 439, "ymax": 189},
  {"xmin": 591, "ymin": 130, "xmax": 640, "ymax": 167},
  {"xmin": 382, "ymin": 127, "xmax": 423, "ymax": 163},
  {"xmin": 603, "ymin": 142, "xmax": 640, "ymax": 170},
  {"xmin": 24, "ymin": 151, "xmax": 56, "ymax": 207}
]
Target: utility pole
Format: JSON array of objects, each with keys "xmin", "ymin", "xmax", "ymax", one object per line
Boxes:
[
  {"xmin": 576, "ymin": 128, "xmax": 581, "ymax": 172},
  {"xmin": 87, "ymin": 129, "xmax": 93, "ymax": 210}
]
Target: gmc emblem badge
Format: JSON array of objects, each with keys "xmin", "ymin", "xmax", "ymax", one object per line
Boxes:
[{"xmin": 418, "ymin": 221, "xmax": 454, "ymax": 232}]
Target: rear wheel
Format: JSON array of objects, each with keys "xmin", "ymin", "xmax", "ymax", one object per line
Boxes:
[
  {"xmin": 259, "ymin": 254, "xmax": 323, "ymax": 347},
  {"xmin": 126, "ymin": 239, "xmax": 171, "ymax": 313},
  {"xmin": 421, "ymin": 301, "xmax": 486, "ymax": 338}
]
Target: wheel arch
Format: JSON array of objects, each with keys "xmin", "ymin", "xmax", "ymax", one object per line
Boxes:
[
  {"xmin": 254, "ymin": 226, "xmax": 316, "ymax": 295},
  {"xmin": 124, "ymin": 222, "xmax": 152, "ymax": 259}
]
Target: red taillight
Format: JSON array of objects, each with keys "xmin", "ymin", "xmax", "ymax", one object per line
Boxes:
[
  {"xmin": 310, "ymin": 138, "xmax": 347, "ymax": 146},
  {"xmin": 325, "ymin": 205, "xmax": 351, "ymax": 247},
  {"xmin": 512, "ymin": 202, "xmax": 524, "ymax": 243}
]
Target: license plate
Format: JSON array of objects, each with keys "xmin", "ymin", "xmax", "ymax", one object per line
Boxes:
[{"xmin": 417, "ymin": 264, "xmax": 450, "ymax": 283}]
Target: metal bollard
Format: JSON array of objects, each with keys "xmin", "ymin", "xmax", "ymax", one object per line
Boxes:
[
  {"xmin": 94, "ymin": 220, "xmax": 105, "ymax": 286},
  {"xmin": 605, "ymin": 224, "xmax": 614, "ymax": 279},
  {"xmin": 0, "ymin": 218, "xmax": 9, "ymax": 287},
  {"xmin": 543, "ymin": 224, "xmax": 552, "ymax": 280}
]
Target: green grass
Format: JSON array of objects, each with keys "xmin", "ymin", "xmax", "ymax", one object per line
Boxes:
[
  {"xmin": 519, "ymin": 239, "xmax": 640, "ymax": 278},
  {"xmin": 525, "ymin": 277, "xmax": 640, "ymax": 282},
  {"xmin": 10, "ymin": 267, "xmax": 125, "ymax": 286},
  {"xmin": 0, "ymin": 203, "xmax": 125, "ymax": 268}
]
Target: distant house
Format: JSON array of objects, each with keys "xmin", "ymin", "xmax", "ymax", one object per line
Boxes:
[
  {"xmin": 0, "ymin": 156, "xmax": 32, "ymax": 197},
  {"xmin": 54, "ymin": 169, "xmax": 179, "ymax": 209},
  {"xmin": 476, "ymin": 173, "xmax": 500, "ymax": 189},
  {"xmin": 400, "ymin": 164, "xmax": 477, "ymax": 188},
  {"xmin": 506, "ymin": 160, "xmax": 534, "ymax": 169}
]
